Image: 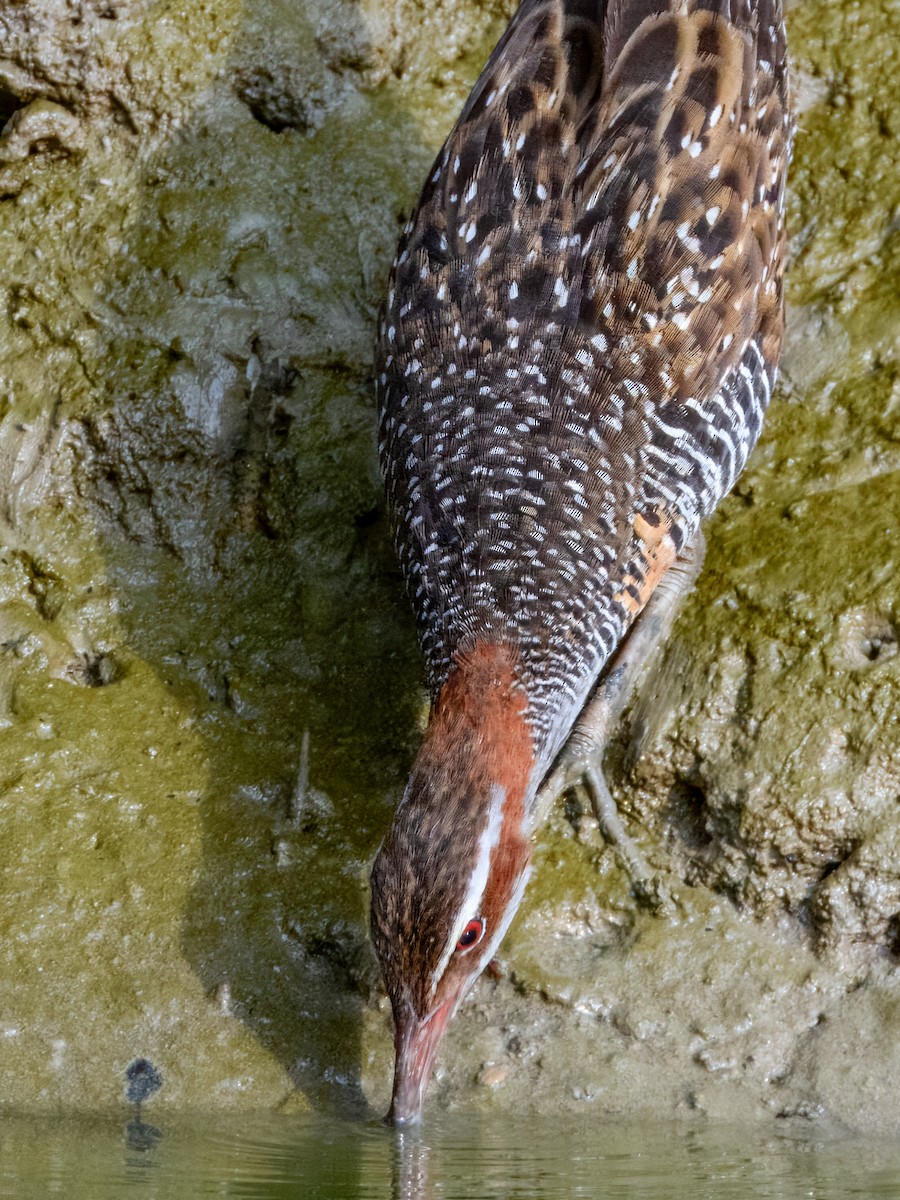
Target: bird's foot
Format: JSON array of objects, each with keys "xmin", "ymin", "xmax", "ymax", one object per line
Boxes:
[
  {"xmin": 540, "ymin": 535, "xmax": 707, "ymax": 910},
  {"xmin": 563, "ymin": 758, "xmax": 668, "ymax": 913}
]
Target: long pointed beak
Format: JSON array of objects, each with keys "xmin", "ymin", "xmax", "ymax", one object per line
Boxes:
[{"xmin": 386, "ymin": 998, "xmax": 454, "ymax": 1125}]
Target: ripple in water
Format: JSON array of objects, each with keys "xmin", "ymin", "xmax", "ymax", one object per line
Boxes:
[{"xmin": 0, "ymin": 1112, "xmax": 898, "ymax": 1199}]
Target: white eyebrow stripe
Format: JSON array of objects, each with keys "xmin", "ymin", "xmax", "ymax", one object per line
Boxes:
[
  {"xmin": 429, "ymin": 783, "xmax": 506, "ymax": 995},
  {"xmin": 487, "ymin": 862, "xmax": 531, "ymax": 953}
]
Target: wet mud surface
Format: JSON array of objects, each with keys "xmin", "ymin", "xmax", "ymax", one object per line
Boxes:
[{"xmin": 0, "ymin": 0, "xmax": 897, "ymax": 1130}]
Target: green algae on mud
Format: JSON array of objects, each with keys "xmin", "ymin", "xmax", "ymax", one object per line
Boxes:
[
  {"xmin": 0, "ymin": 0, "xmax": 897, "ymax": 1131},
  {"xmin": 0, "ymin": 0, "xmax": 517, "ymax": 1115}
]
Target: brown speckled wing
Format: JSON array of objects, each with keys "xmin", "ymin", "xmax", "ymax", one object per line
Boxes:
[{"xmin": 377, "ymin": 0, "xmax": 791, "ymax": 767}]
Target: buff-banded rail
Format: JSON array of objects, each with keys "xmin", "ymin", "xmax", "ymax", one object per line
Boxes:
[{"xmin": 370, "ymin": 0, "xmax": 792, "ymax": 1124}]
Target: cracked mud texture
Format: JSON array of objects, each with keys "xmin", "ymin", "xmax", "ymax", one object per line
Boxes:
[{"xmin": 0, "ymin": 0, "xmax": 897, "ymax": 1133}]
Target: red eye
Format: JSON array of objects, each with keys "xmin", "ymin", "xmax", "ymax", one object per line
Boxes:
[{"xmin": 456, "ymin": 918, "xmax": 485, "ymax": 952}]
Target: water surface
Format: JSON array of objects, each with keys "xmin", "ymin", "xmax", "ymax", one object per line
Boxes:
[{"xmin": 1, "ymin": 1112, "xmax": 898, "ymax": 1199}]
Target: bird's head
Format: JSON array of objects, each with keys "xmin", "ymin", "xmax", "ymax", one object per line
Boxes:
[{"xmin": 370, "ymin": 642, "xmax": 534, "ymax": 1123}]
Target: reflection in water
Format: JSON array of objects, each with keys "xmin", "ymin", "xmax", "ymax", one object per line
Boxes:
[
  {"xmin": 0, "ymin": 1112, "xmax": 898, "ymax": 1198},
  {"xmin": 124, "ymin": 1118, "xmax": 164, "ymax": 1155},
  {"xmin": 391, "ymin": 1128, "xmax": 432, "ymax": 1200}
]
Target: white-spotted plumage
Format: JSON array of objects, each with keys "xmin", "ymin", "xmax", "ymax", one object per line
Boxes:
[{"xmin": 378, "ymin": 0, "xmax": 791, "ymax": 781}]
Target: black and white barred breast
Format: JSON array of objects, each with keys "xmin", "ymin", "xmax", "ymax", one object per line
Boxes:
[{"xmin": 377, "ymin": 0, "xmax": 791, "ymax": 767}]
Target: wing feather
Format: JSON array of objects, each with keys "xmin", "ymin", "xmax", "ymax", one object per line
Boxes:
[{"xmin": 378, "ymin": 0, "xmax": 791, "ymax": 746}]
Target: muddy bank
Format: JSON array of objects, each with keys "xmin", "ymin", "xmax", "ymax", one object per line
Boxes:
[{"xmin": 0, "ymin": 0, "xmax": 896, "ymax": 1131}]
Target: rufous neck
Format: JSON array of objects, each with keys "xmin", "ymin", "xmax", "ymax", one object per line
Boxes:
[{"xmin": 420, "ymin": 641, "xmax": 535, "ymax": 805}]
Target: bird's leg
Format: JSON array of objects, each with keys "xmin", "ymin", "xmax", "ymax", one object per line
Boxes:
[{"xmin": 539, "ymin": 532, "xmax": 706, "ymax": 904}]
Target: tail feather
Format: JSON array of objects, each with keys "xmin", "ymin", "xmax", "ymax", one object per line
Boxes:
[{"xmin": 456, "ymin": 1, "xmax": 608, "ymax": 132}]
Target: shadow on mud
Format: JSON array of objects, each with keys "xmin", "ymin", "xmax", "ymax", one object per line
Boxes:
[{"xmin": 84, "ymin": 2, "xmax": 444, "ymax": 1118}]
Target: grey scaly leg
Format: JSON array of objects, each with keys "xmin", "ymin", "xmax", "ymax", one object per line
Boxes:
[{"xmin": 539, "ymin": 532, "xmax": 707, "ymax": 902}]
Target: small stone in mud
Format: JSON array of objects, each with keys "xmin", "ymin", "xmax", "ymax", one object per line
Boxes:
[
  {"xmin": 478, "ymin": 1063, "xmax": 508, "ymax": 1088},
  {"xmin": 125, "ymin": 1058, "xmax": 163, "ymax": 1105}
]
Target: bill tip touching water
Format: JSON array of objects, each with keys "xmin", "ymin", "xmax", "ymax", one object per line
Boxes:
[{"xmin": 371, "ymin": 0, "xmax": 792, "ymax": 1124}]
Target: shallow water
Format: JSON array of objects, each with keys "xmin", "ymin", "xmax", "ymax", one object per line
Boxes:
[{"xmin": 2, "ymin": 1112, "xmax": 899, "ymax": 1200}]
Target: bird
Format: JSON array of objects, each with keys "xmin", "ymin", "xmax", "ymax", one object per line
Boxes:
[{"xmin": 370, "ymin": 0, "xmax": 791, "ymax": 1124}]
